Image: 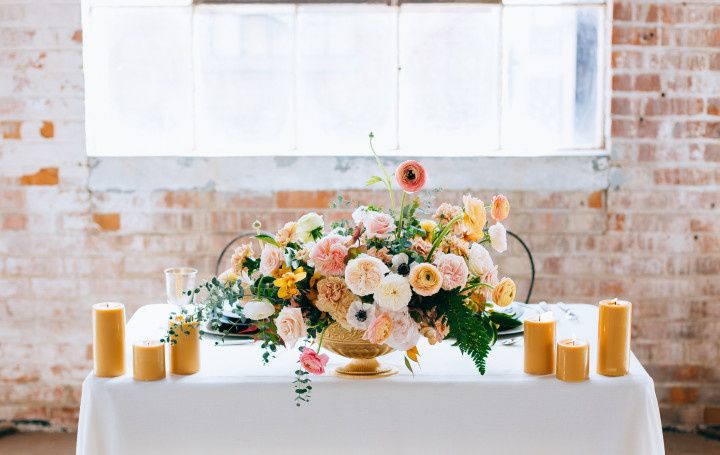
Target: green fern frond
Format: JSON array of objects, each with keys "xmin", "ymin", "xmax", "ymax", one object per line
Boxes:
[{"xmin": 445, "ymin": 296, "xmax": 493, "ymax": 375}]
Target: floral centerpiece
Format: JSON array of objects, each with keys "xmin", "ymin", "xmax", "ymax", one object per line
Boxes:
[{"xmin": 177, "ymin": 134, "xmax": 517, "ymax": 405}]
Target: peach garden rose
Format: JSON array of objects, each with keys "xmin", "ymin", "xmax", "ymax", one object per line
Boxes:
[
  {"xmin": 362, "ymin": 311, "xmax": 393, "ymax": 344},
  {"xmin": 310, "ymin": 234, "xmax": 349, "ymax": 276},
  {"xmin": 260, "ymin": 244, "xmax": 285, "ymax": 276},
  {"xmin": 344, "ymin": 254, "xmax": 389, "ymax": 296},
  {"xmin": 275, "ymin": 307, "xmax": 307, "ymax": 349},
  {"xmin": 434, "ymin": 253, "xmax": 469, "ymax": 291}
]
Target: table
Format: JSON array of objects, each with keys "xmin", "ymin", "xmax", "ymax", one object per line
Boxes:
[{"xmin": 77, "ymin": 303, "xmax": 664, "ymax": 455}]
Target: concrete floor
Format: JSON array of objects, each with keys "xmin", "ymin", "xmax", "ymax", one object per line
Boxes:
[{"xmin": 0, "ymin": 430, "xmax": 719, "ymax": 454}]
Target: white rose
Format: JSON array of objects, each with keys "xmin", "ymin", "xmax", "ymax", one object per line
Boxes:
[
  {"xmin": 242, "ymin": 300, "xmax": 275, "ymax": 320},
  {"xmin": 467, "ymin": 243, "xmax": 495, "ymax": 276},
  {"xmin": 352, "ymin": 206, "xmax": 368, "ymax": 225},
  {"xmin": 385, "ymin": 310, "xmax": 420, "ymax": 351},
  {"xmin": 274, "ymin": 307, "xmax": 307, "ymax": 349},
  {"xmin": 374, "ymin": 273, "xmax": 412, "ymax": 311},
  {"xmin": 488, "ymin": 223, "xmax": 507, "ymax": 253},
  {"xmin": 296, "ymin": 212, "xmax": 324, "ymax": 243}
]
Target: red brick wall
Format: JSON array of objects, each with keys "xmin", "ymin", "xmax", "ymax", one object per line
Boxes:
[{"xmin": 0, "ymin": 0, "xmax": 719, "ymax": 431}]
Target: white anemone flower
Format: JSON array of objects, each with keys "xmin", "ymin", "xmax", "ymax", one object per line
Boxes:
[{"xmin": 346, "ymin": 301, "xmax": 376, "ymax": 330}]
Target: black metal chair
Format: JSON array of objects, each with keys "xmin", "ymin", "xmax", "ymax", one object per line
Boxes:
[
  {"xmin": 506, "ymin": 230, "xmax": 535, "ymax": 304},
  {"xmin": 214, "ymin": 231, "xmax": 264, "ymax": 275}
]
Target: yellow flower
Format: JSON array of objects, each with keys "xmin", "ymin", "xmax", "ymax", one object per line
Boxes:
[
  {"xmin": 418, "ymin": 219, "xmax": 437, "ymax": 242},
  {"xmin": 466, "ymin": 288, "xmax": 488, "ymax": 313},
  {"xmin": 462, "ymin": 194, "xmax": 486, "ymax": 243},
  {"xmin": 406, "ymin": 346, "xmax": 420, "ymax": 362},
  {"xmin": 492, "ymin": 277, "xmax": 516, "ymax": 308},
  {"xmin": 274, "ymin": 267, "xmax": 307, "ymax": 300},
  {"xmin": 273, "ymin": 264, "xmax": 291, "ymax": 279}
]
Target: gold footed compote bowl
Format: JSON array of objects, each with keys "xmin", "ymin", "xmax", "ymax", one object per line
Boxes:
[{"xmin": 322, "ymin": 323, "xmax": 398, "ymax": 378}]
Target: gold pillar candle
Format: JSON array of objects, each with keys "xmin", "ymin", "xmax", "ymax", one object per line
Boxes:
[
  {"xmin": 556, "ymin": 338, "xmax": 589, "ymax": 382},
  {"xmin": 92, "ymin": 302, "xmax": 126, "ymax": 377},
  {"xmin": 169, "ymin": 317, "xmax": 200, "ymax": 375},
  {"xmin": 524, "ymin": 311, "xmax": 556, "ymax": 375},
  {"xmin": 133, "ymin": 340, "xmax": 166, "ymax": 381},
  {"xmin": 597, "ymin": 298, "xmax": 632, "ymax": 376}
]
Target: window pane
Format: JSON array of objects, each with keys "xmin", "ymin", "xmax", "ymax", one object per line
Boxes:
[
  {"xmin": 399, "ymin": 4, "xmax": 500, "ymax": 155},
  {"xmin": 85, "ymin": 7, "xmax": 192, "ymax": 156},
  {"xmin": 195, "ymin": 5, "xmax": 295, "ymax": 155},
  {"xmin": 296, "ymin": 5, "xmax": 397, "ymax": 155},
  {"xmin": 501, "ymin": 6, "xmax": 602, "ymax": 150}
]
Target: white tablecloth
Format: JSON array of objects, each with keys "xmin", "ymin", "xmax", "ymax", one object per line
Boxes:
[{"xmin": 77, "ymin": 303, "xmax": 664, "ymax": 455}]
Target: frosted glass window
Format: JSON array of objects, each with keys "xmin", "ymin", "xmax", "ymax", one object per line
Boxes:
[
  {"xmin": 501, "ymin": 6, "xmax": 603, "ymax": 151},
  {"xmin": 399, "ymin": 5, "xmax": 500, "ymax": 155},
  {"xmin": 83, "ymin": 2, "xmax": 606, "ymax": 157},
  {"xmin": 84, "ymin": 7, "xmax": 192, "ymax": 156},
  {"xmin": 195, "ymin": 6, "xmax": 295, "ymax": 155},
  {"xmin": 296, "ymin": 5, "xmax": 398, "ymax": 155}
]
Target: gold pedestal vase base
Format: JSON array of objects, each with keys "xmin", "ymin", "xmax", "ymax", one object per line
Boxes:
[
  {"xmin": 322, "ymin": 323, "xmax": 398, "ymax": 379},
  {"xmin": 335, "ymin": 357, "xmax": 398, "ymax": 379}
]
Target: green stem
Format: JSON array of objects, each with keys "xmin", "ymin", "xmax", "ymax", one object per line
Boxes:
[
  {"xmin": 368, "ymin": 133, "xmax": 396, "ymax": 213},
  {"xmin": 426, "ymin": 214, "xmax": 463, "ymax": 261},
  {"xmin": 397, "ymin": 191, "xmax": 407, "ymax": 236},
  {"xmin": 316, "ymin": 327, "xmax": 326, "ymax": 353}
]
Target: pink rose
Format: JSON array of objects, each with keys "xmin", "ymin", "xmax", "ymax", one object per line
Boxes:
[
  {"xmin": 299, "ymin": 347, "xmax": 329, "ymax": 375},
  {"xmin": 260, "ymin": 244, "xmax": 284, "ymax": 276},
  {"xmin": 275, "ymin": 307, "xmax": 307, "ymax": 349},
  {"xmin": 362, "ymin": 311, "xmax": 393, "ymax": 344},
  {"xmin": 491, "ymin": 194, "xmax": 510, "ymax": 222},
  {"xmin": 434, "ymin": 253, "xmax": 469, "ymax": 291},
  {"xmin": 310, "ymin": 235, "xmax": 349, "ymax": 276},
  {"xmin": 364, "ymin": 211, "xmax": 396, "ymax": 240},
  {"xmin": 395, "ymin": 160, "xmax": 427, "ymax": 193},
  {"xmin": 385, "ymin": 310, "xmax": 420, "ymax": 351}
]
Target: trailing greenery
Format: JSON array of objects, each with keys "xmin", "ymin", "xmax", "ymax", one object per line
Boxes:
[{"xmin": 445, "ymin": 295, "xmax": 494, "ymax": 375}]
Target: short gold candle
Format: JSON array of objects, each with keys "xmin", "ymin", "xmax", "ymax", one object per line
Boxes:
[
  {"xmin": 92, "ymin": 302, "xmax": 126, "ymax": 377},
  {"xmin": 597, "ymin": 298, "xmax": 631, "ymax": 377},
  {"xmin": 524, "ymin": 312, "xmax": 556, "ymax": 375},
  {"xmin": 169, "ymin": 317, "xmax": 200, "ymax": 375},
  {"xmin": 133, "ymin": 340, "xmax": 166, "ymax": 381},
  {"xmin": 556, "ymin": 338, "xmax": 589, "ymax": 382}
]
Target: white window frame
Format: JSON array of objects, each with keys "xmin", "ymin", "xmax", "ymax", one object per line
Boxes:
[{"xmin": 81, "ymin": 0, "xmax": 610, "ymax": 158}]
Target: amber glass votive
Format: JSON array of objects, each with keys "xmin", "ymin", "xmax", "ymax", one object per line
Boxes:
[
  {"xmin": 133, "ymin": 340, "xmax": 166, "ymax": 381},
  {"xmin": 169, "ymin": 317, "xmax": 200, "ymax": 375},
  {"xmin": 556, "ymin": 338, "xmax": 589, "ymax": 382},
  {"xmin": 524, "ymin": 312, "xmax": 556, "ymax": 375},
  {"xmin": 597, "ymin": 298, "xmax": 631, "ymax": 377}
]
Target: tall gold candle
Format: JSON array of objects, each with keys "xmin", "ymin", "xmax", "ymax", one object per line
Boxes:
[
  {"xmin": 92, "ymin": 302, "xmax": 126, "ymax": 377},
  {"xmin": 556, "ymin": 338, "xmax": 589, "ymax": 382},
  {"xmin": 169, "ymin": 316, "xmax": 200, "ymax": 375},
  {"xmin": 524, "ymin": 311, "xmax": 556, "ymax": 375},
  {"xmin": 133, "ymin": 340, "xmax": 166, "ymax": 381},
  {"xmin": 597, "ymin": 298, "xmax": 632, "ymax": 376}
]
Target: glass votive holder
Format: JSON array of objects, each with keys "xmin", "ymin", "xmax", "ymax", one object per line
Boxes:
[{"xmin": 164, "ymin": 267, "xmax": 198, "ymax": 309}]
